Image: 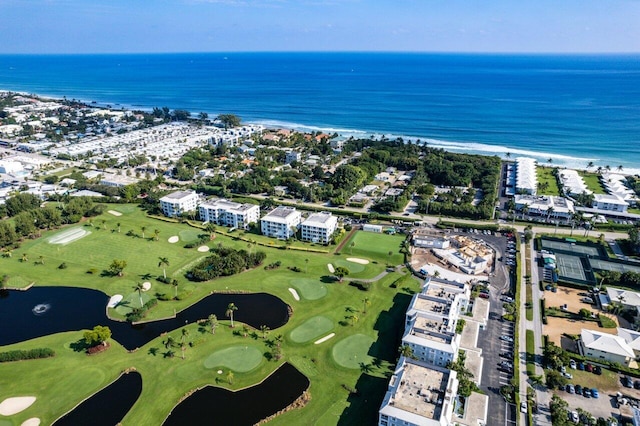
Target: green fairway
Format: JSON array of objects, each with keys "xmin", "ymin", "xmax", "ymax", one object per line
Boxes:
[
  {"xmin": 203, "ymin": 345, "xmax": 263, "ymax": 372},
  {"xmin": 0, "ymin": 204, "xmax": 418, "ymax": 426},
  {"xmin": 290, "ymin": 279, "xmax": 328, "ymax": 300},
  {"xmin": 334, "ymin": 259, "xmax": 365, "ymax": 274},
  {"xmin": 289, "ymin": 316, "xmax": 334, "ymax": 343},
  {"xmin": 114, "ymin": 292, "xmax": 153, "ymax": 315},
  {"xmin": 341, "ymin": 231, "xmax": 405, "ymax": 265},
  {"xmin": 178, "ymin": 229, "xmax": 200, "ymax": 242},
  {"xmin": 332, "ymin": 334, "xmax": 376, "ymax": 369}
]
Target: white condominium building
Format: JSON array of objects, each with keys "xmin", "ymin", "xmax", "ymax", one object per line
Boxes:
[
  {"xmin": 379, "ymin": 357, "xmax": 458, "ymax": 426},
  {"xmin": 159, "ymin": 190, "xmax": 199, "ymax": 218},
  {"xmin": 515, "ymin": 157, "xmax": 537, "ymax": 195},
  {"xmin": 198, "ymin": 198, "xmax": 260, "ymax": 230},
  {"xmin": 592, "ymin": 194, "xmax": 629, "ymax": 213},
  {"xmin": 260, "ymin": 206, "xmax": 302, "ymax": 239},
  {"xmin": 300, "ymin": 211, "xmax": 338, "ymax": 244}
]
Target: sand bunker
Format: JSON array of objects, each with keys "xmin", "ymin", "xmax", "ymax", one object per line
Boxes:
[
  {"xmin": 0, "ymin": 396, "xmax": 36, "ymax": 416},
  {"xmin": 346, "ymin": 257, "xmax": 369, "ymax": 265},
  {"xmin": 107, "ymin": 210, "xmax": 122, "ymax": 216},
  {"xmin": 48, "ymin": 227, "xmax": 89, "ymax": 245},
  {"xmin": 288, "ymin": 288, "xmax": 300, "ymax": 301},
  {"xmin": 197, "ymin": 245, "xmax": 210, "ymax": 252},
  {"xmin": 107, "ymin": 294, "xmax": 123, "ymax": 308},
  {"xmin": 327, "ymin": 263, "xmax": 335, "ymax": 273},
  {"xmin": 142, "ymin": 282, "xmax": 151, "ymax": 292},
  {"xmin": 168, "ymin": 236, "xmax": 179, "ymax": 243},
  {"xmin": 21, "ymin": 418, "xmax": 41, "ymax": 426},
  {"xmin": 314, "ymin": 333, "xmax": 335, "ymax": 344}
]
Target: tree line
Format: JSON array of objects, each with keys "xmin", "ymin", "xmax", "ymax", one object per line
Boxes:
[{"xmin": 188, "ymin": 245, "xmax": 267, "ymax": 282}]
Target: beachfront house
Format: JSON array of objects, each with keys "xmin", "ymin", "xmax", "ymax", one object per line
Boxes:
[
  {"xmin": 578, "ymin": 329, "xmax": 635, "ymax": 366},
  {"xmin": 260, "ymin": 206, "xmax": 302, "ymax": 239},
  {"xmin": 159, "ymin": 190, "xmax": 199, "ymax": 218}
]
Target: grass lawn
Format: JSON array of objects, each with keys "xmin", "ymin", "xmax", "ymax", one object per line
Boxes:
[
  {"xmin": 536, "ymin": 166, "xmax": 561, "ymax": 196},
  {"xmin": 290, "ymin": 278, "xmax": 328, "ymax": 300},
  {"xmin": 525, "ymin": 330, "xmax": 535, "ymax": 377},
  {"xmin": 526, "ymin": 284, "xmax": 533, "ymax": 321},
  {"xmin": 0, "ymin": 205, "xmax": 419, "ymax": 426},
  {"xmin": 578, "ymin": 171, "xmax": 607, "ymax": 194},
  {"xmin": 340, "ymin": 231, "xmax": 405, "ymax": 265},
  {"xmin": 289, "ymin": 316, "xmax": 334, "ymax": 343},
  {"xmin": 569, "ymin": 368, "xmax": 618, "ymax": 393},
  {"xmin": 203, "ymin": 345, "xmax": 263, "ymax": 372},
  {"xmin": 334, "ymin": 259, "xmax": 366, "ymax": 274}
]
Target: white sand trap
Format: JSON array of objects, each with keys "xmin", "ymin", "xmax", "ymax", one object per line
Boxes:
[
  {"xmin": 107, "ymin": 210, "xmax": 122, "ymax": 216},
  {"xmin": 197, "ymin": 245, "xmax": 210, "ymax": 252},
  {"xmin": 48, "ymin": 227, "xmax": 90, "ymax": 245},
  {"xmin": 21, "ymin": 418, "xmax": 41, "ymax": 426},
  {"xmin": 168, "ymin": 236, "xmax": 179, "ymax": 243},
  {"xmin": 288, "ymin": 288, "xmax": 300, "ymax": 301},
  {"xmin": 327, "ymin": 263, "xmax": 335, "ymax": 273},
  {"xmin": 107, "ymin": 294, "xmax": 123, "ymax": 308},
  {"xmin": 142, "ymin": 282, "xmax": 151, "ymax": 292},
  {"xmin": 314, "ymin": 333, "xmax": 335, "ymax": 345},
  {"xmin": 0, "ymin": 396, "xmax": 36, "ymax": 416},
  {"xmin": 346, "ymin": 257, "xmax": 369, "ymax": 265}
]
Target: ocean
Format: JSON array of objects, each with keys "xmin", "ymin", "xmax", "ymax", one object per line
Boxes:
[{"xmin": 0, "ymin": 52, "xmax": 639, "ymax": 173}]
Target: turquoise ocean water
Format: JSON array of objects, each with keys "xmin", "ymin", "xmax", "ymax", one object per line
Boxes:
[{"xmin": 0, "ymin": 53, "xmax": 638, "ymax": 172}]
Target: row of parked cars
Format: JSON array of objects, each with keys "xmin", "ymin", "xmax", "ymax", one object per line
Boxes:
[
  {"xmin": 568, "ymin": 359, "xmax": 603, "ymax": 374},
  {"xmin": 563, "ymin": 383, "xmax": 600, "ymax": 398}
]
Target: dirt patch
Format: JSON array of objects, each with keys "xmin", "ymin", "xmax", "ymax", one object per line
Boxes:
[
  {"xmin": 544, "ymin": 286, "xmax": 594, "ymax": 312},
  {"xmin": 545, "ymin": 316, "xmax": 618, "ymax": 346}
]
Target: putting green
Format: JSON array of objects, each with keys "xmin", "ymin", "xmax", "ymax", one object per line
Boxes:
[
  {"xmin": 178, "ymin": 229, "xmax": 200, "ymax": 242},
  {"xmin": 203, "ymin": 345, "xmax": 263, "ymax": 372},
  {"xmin": 332, "ymin": 334, "xmax": 375, "ymax": 369},
  {"xmin": 112, "ymin": 205, "xmax": 136, "ymax": 213},
  {"xmin": 114, "ymin": 292, "xmax": 152, "ymax": 315},
  {"xmin": 290, "ymin": 278, "xmax": 328, "ymax": 300},
  {"xmin": 334, "ymin": 259, "xmax": 365, "ymax": 274},
  {"xmin": 289, "ymin": 316, "xmax": 334, "ymax": 343}
]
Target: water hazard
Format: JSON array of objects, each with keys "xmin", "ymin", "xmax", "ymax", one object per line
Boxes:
[
  {"xmin": 53, "ymin": 371, "xmax": 142, "ymax": 426},
  {"xmin": 0, "ymin": 287, "xmax": 290, "ymax": 350},
  {"xmin": 164, "ymin": 363, "xmax": 309, "ymax": 426}
]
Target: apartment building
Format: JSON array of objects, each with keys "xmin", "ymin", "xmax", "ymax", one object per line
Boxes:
[
  {"xmin": 260, "ymin": 206, "xmax": 302, "ymax": 239},
  {"xmin": 159, "ymin": 190, "xmax": 199, "ymax": 218},
  {"xmin": 300, "ymin": 211, "xmax": 338, "ymax": 244},
  {"xmin": 198, "ymin": 198, "xmax": 260, "ymax": 230}
]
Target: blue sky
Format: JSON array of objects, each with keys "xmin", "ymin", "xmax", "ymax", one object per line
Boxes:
[{"xmin": 1, "ymin": 0, "xmax": 639, "ymax": 53}]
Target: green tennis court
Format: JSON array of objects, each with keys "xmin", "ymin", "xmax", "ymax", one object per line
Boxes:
[{"xmin": 556, "ymin": 253, "xmax": 586, "ymax": 281}]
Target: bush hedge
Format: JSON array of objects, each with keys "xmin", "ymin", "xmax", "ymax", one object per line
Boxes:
[{"xmin": 0, "ymin": 348, "xmax": 55, "ymax": 362}]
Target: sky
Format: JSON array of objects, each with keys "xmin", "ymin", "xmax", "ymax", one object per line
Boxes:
[{"xmin": 0, "ymin": 0, "xmax": 639, "ymax": 54}]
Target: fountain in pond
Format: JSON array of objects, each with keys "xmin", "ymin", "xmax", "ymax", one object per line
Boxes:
[{"xmin": 32, "ymin": 303, "xmax": 51, "ymax": 315}]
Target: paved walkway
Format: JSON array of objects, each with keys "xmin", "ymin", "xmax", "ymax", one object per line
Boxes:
[{"xmin": 518, "ymin": 241, "xmax": 528, "ymax": 426}]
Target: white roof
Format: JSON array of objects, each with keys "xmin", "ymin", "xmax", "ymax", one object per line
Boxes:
[
  {"xmin": 617, "ymin": 327, "xmax": 640, "ymax": 352},
  {"xmin": 581, "ymin": 329, "xmax": 635, "ymax": 358},
  {"xmin": 606, "ymin": 287, "xmax": 640, "ymax": 308}
]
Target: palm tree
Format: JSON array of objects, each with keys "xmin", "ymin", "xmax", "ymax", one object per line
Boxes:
[
  {"xmin": 433, "ymin": 270, "xmax": 440, "ymax": 278},
  {"xmin": 134, "ymin": 283, "xmax": 145, "ymax": 308},
  {"xmin": 618, "ymin": 165, "xmax": 624, "ymax": 172},
  {"xmin": 547, "ymin": 158, "xmax": 553, "ymax": 165},
  {"xmin": 260, "ymin": 325, "xmax": 270, "ymax": 339},
  {"xmin": 180, "ymin": 328, "xmax": 190, "ymax": 360},
  {"xmin": 605, "ymin": 165, "xmax": 611, "ymax": 172},
  {"xmin": 586, "ymin": 161, "xmax": 594, "ymax": 171},
  {"xmin": 140, "ymin": 226, "xmax": 146, "ymax": 239},
  {"xmin": 116, "ymin": 222, "xmax": 121, "ymax": 233},
  {"xmin": 206, "ymin": 223, "xmax": 216, "ymax": 240},
  {"xmin": 153, "ymin": 229, "xmax": 160, "ymax": 241},
  {"xmin": 226, "ymin": 370, "xmax": 234, "ymax": 384},
  {"xmin": 164, "ymin": 336, "xmax": 176, "ymax": 349},
  {"xmin": 171, "ymin": 279, "xmax": 179, "ymax": 298},
  {"xmin": 349, "ymin": 314, "xmax": 359, "ymax": 326},
  {"xmin": 399, "ymin": 344, "xmax": 415, "ymax": 359},
  {"xmin": 158, "ymin": 257, "xmax": 169, "ymax": 279},
  {"xmin": 388, "ymin": 251, "xmax": 393, "ymax": 264},
  {"xmin": 226, "ymin": 303, "xmax": 238, "ymax": 328},
  {"xmin": 101, "ymin": 219, "xmax": 107, "ymax": 230},
  {"xmin": 349, "ymin": 241, "xmax": 355, "ymax": 255},
  {"xmin": 362, "ymin": 297, "xmax": 370, "ymax": 314},
  {"xmin": 208, "ymin": 314, "xmax": 218, "ymax": 335},
  {"xmin": 596, "ymin": 166, "xmax": 603, "ymax": 175},
  {"xmin": 21, "ymin": 253, "xmax": 28, "ymax": 263},
  {"xmin": 305, "ymin": 258, "xmax": 309, "ymax": 274},
  {"xmin": 38, "ymin": 255, "xmax": 45, "ymax": 265},
  {"xmin": 505, "ymin": 152, "xmax": 511, "ymax": 160}
]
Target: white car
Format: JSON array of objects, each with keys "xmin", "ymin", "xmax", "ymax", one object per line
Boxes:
[
  {"xmin": 570, "ymin": 411, "xmax": 579, "ymax": 423},
  {"xmin": 520, "ymin": 402, "xmax": 527, "ymax": 413}
]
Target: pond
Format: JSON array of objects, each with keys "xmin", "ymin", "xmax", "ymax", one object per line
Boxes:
[
  {"xmin": 163, "ymin": 363, "xmax": 309, "ymax": 426},
  {"xmin": 0, "ymin": 287, "xmax": 290, "ymax": 350},
  {"xmin": 53, "ymin": 371, "xmax": 142, "ymax": 426}
]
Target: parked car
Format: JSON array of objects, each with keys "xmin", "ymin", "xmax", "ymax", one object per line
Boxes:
[
  {"xmin": 479, "ymin": 292, "xmax": 490, "ymax": 299},
  {"xmin": 562, "ymin": 372, "xmax": 573, "ymax": 379},
  {"xmin": 570, "ymin": 411, "xmax": 579, "ymax": 423},
  {"xmin": 577, "ymin": 362, "xmax": 585, "ymax": 371},
  {"xmin": 567, "ymin": 384, "xmax": 575, "ymax": 394},
  {"xmin": 500, "ymin": 352, "xmax": 514, "ymax": 360},
  {"xmin": 575, "ymin": 384, "xmax": 583, "ymax": 394},
  {"xmin": 594, "ymin": 365, "xmax": 602, "ymax": 375},
  {"xmin": 582, "ymin": 387, "xmax": 591, "ymax": 398},
  {"xmin": 569, "ymin": 359, "xmax": 577, "ymax": 369},
  {"xmin": 560, "ymin": 365, "xmax": 567, "ymax": 373},
  {"xmin": 633, "ymin": 380, "xmax": 640, "ymax": 390},
  {"xmin": 501, "ymin": 296, "xmax": 514, "ymax": 303},
  {"xmin": 622, "ymin": 376, "xmax": 633, "ymax": 388},
  {"xmin": 520, "ymin": 402, "xmax": 527, "ymax": 413},
  {"xmin": 500, "ymin": 335, "xmax": 514, "ymax": 343},
  {"xmin": 586, "ymin": 363, "xmax": 593, "ymax": 372},
  {"xmin": 591, "ymin": 388, "xmax": 599, "ymax": 398}
]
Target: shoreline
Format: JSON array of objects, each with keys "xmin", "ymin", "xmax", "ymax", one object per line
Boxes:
[{"xmin": 2, "ymin": 88, "xmax": 639, "ymax": 176}]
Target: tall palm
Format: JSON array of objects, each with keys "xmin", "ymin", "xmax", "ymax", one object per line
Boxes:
[
  {"xmin": 350, "ymin": 241, "xmax": 355, "ymax": 255},
  {"xmin": 349, "ymin": 314, "xmax": 359, "ymax": 326},
  {"xmin": 158, "ymin": 257, "xmax": 170, "ymax": 279},
  {"xmin": 208, "ymin": 314, "xmax": 218, "ymax": 335},
  {"xmin": 21, "ymin": 253, "xmax": 28, "ymax": 263},
  {"xmin": 116, "ymin": 222, "xmax": 121, "ymax": 233},
  {"xmin": 164, "ymin": 336, "xmax": 175, "ymax": 349},
  {"xmin": 618, "ymin": 165, "xmax": 624, "ymax": 172},
  {"xmin": 586, "ymin": 161, "xmax": 594, "ymax": 171},
  {"xmin": 180, "ymin": 328, "xmax": 189, "ymax": 360},
  {"xmin": 226, "ymin": 370, "xmax": 234, "ymax": 384},
  {"xmin": 305, "ymin": 258, "xmax": 309, "ymax": 274},
  {"xmin": 260, "ymin": 325, "xmax": 270, "ymax": 339},
  {"xmin": 38, "ymin": 255, "xmax": 45, "ymax": 265},
  {"xmin": 134, "ymin": 283, "xmax": 145, "ymax": 308},
  {"xmin": 362, "ymin": 297, "xmax": 370, "ymax": 314},
  {"xmin": 101, "ymin": 219, "xmax": 107, "ymax": 230},
  {"xmin": 153, "ymin": 229, "xmax": 160, "ymax": 241},
  {"xmin": 226, "ymin": 303, "xmax": 238, "ymax": 328},
  {"xmin": 171, "ymin": 279, "xmax": 179, "ymax": 298},
  {"xmin": 141, "ymin": 226, "xmax": 146, "ymax": 239}
]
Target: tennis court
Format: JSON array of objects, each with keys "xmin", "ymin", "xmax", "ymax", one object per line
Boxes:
[
  {"xmin": 556, "ymin": 253, "xmax": 587, "ymax": 282},
  {"xmin": 541, "ymin": 239, "xmax": 601, "ymax": 257},
  {"xmin": 589, "ymin": 258, "xmax": 640, "ymax": 274}
]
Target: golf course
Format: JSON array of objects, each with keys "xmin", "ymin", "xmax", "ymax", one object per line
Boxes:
[{"xmin": 0, "ymin": 205, "xmax": 419, "ymax": 425}]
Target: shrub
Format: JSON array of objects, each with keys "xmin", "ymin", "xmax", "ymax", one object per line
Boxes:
[
  {"xmin": 188, "ymin": 247, "xmax": 267, "ymax": 282},
  {"xmin": 86, "ymin": 268, "xmax": 98, "ymax": 274},
  {"xmin": 0, "ymin": 348, "xmax": 55, "ymax": 362},
  {"xmin": 288, "ymin": 266, "xmax": 302, "ymax": 273},
  {"xmin": 349, "ymin": 281, "xmax": 371, "ymax": 291},
  {"xmin": 58, "ymin": 262, "xmax": 68, "ymax": 269}
]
